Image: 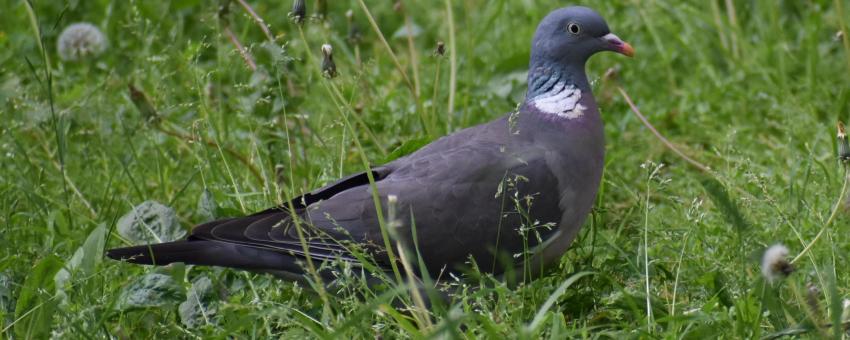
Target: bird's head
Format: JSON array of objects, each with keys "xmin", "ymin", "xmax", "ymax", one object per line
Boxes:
[{"xmin": 530, "ymin": 6, "xmax": 633, "ymax": 67}]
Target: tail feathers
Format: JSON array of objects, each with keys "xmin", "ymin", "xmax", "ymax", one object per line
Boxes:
[{"xmin": 106, "ymin": 240, "xmax": 305, "ymax": 273}]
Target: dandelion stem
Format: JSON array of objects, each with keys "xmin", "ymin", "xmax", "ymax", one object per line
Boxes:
[
  {"xmin": 642, "ymin": 163, "xmax": 657, "ymax": 332},
  {"xmin": 267, "ymin": 28, "xmax": 337, "ymax": 317},
  {"xmin": 401, "ymin": 6, "xmax": 430, "ymax": 137},
  {"xmin": 322, "ymin": 79, "xmax": 403, "ymax": 283},
  {"xmin": 834, "ymin": 0, "xmax": 850, "ymax": 78},
  {"xmin": 444, "ymin": 0, "xmax": 457, "ymax": 131},
  {"xmin": 24, "ymin": 0, "xmax": 75, "ymax": 232},
  {"xmin": 670, "ymin": 232, "xmax": 689, "ymax": 317},
  {"xmin": 791, "ymin": 165, "xmax": 849, "ymax": 264},
  {"xmin": 296, "ymin": 30, "xmax": 386, "ymax": 154},
  {"xmin": 296, "ymin": 24, "xmax": 403, "ymax": 284},
  {"xmin": 37, "ymin": 140, "xmax": 97, "ymax": 217},
  {"xmin": 431, "ymin": 56, "xmax": 443, "ymax": 132},
  {"xmin": 355, "ymin": 0, "xmax": 416, "ymax": 99},
  {"xmin": 403, "ymin": 10, "xmax": 421, "ymax": 97}
]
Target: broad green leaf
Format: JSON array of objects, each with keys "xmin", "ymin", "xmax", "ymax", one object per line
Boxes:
[
  {"xmin": 54, "ymin": 225, "xmax": 106, "ymax": 304},
  {"xmin": 178, "ymin": 275, "xmax": 217, "ymax": 328},
  {"xmin": 14, "ymin": 255, "xmax": 64, "ymax": 339},
  {"xmin": 79, "ymin": 225, "xmax": 106, "ymax": 277},
  {"xmin": 197, "ymin": 189, "xmax": 217, "ymax": 223},
  {"xmin": 117, "ymin": 273, "xmax": 184, "ymax": 310},
  {"xmin": 117, "ymin": 201, "xmax": 185, "ymax": 244},
  {"xmin": 0, "ymin": 272, "xmax": 12, "ymax": 325}
]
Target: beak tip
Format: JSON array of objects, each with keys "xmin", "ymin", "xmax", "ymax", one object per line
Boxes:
[
  {"xmin": 602, "ymin": 33, "xmax": 635, "ymax": 58},
  {"xmin": 621, "ymin": 42, "xmax": 635, "ymax": 57}
]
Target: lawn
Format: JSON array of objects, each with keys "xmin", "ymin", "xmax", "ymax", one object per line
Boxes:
[{"xmin": 2, "ymin": 0, "xmax": 850, "ymax": 338}]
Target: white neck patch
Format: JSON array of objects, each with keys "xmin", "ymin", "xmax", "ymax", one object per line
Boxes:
[{"xmin": 531, "ymin": 82, "xmax": 586, "ymax": 119}]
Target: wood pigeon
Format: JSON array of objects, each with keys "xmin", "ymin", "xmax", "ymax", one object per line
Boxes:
[{"xmin": 107, "ymin": 6, "xmax": 633, "ymax": 284}]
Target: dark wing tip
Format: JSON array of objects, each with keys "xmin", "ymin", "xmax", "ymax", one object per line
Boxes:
[
  {"xmin": 105, "ymin": 240, "xmax": 308, "ymax": 273},
  {"xmin": 105, "ymin": 240, "xmax": 208, "ymax": 266}
]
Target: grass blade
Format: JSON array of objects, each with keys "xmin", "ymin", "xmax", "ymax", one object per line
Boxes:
[{"xmin": 526, "ymin": 271, "xmax": 594, "ymax": 333}]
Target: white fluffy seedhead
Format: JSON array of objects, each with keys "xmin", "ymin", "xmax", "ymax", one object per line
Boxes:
[
  {"xmin": 761, "ymin": 244, "xmax": 793, "ymax": 284},
  {"xmin": 321, "ymin": 44, "xmax": 336, "ymax": 78},
  {"xmin": 57, "ymin": 22, "xmax": 107, "ymax": 61}
]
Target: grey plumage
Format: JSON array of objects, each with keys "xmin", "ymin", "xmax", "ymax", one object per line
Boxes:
[{"xmin": 107, "ymin": 6, "xmax": 633, "ymax": 283}]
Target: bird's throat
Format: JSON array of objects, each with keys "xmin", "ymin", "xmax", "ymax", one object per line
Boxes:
[{"xmin": 526, "ymin": 65, "xmax": 591, "ymax": 120}]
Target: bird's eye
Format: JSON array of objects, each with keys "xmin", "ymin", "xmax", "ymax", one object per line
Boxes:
[{"xmin": 567, "ymin": 22, "xmax": 581, "ymax": 35}]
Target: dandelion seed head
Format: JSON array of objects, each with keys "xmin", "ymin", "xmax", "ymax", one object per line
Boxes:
[
  {"xmin": 289, "ymin": 0, "xmax": 306, "ymax": 24},
  {"xmin": 435, "ymin": 41, "xmax": 446, "ymax": 57},
  {"xmin": 838, "ymin": 121, "xmax": 850, "ymax": 162},
  {"xmin": 346, "ymin": 10, "xmax": 362, "ymax": 45},
  {"xmin": 761, "ymin": 244, "xmax": 793, "ymax": 284},
  {"xmin": 321, "ymin": 44, "xmax": 337, "ymax": 78},
  {"xmin": 321, "ymin": 44, "xmax": 333, "ymax": 57},
  {"xmin": 57, "ymin": 23, "xmax": 107, "ymax": 62}
]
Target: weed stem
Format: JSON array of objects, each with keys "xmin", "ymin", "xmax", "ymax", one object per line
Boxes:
[
  {"xmin": 355, "ymin": 0, "xmax": 416, "ymax": 99},
  {"xmin": 156, "ymin": 123, "xmax": 263, "ymax": 184},
  {"xmin": 791, "ymin": 165, "xmax": 849, "ymax": 264},
  {"xmin": 235, "ymin": 0, "xmax": 274, "ymax": 42},
  {"xmin": 223, "ymin": 26, "xmax": 257, "ymax": 71},
  {"xmin": 618, "ymin": 87, "xmax": 711, "ymax": 173}
]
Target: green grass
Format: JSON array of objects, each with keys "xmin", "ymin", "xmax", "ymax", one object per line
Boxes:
[{"xmin": 2, "ymin": 0, "xmax": 850, "ymax": 337}]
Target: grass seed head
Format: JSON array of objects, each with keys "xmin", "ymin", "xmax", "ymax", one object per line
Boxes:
[
  {"xmin": 57, "ymin": 22, "xmax": 108, "ymax": 62},
  {"xmin": 761, "ymin": 244, "xmax": 793, "ymax": 284},
  {"xmin": 321, "ymin": 44, "xmax": 337, "ymax": 78}
]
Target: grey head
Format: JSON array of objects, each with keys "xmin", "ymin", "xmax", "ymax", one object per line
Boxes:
[{"xmin": 527, "ymin": 6, "xmax": 633, "ymax": 99}]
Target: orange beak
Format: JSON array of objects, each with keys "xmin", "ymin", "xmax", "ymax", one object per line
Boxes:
[{"xmin": 602, "ymin": 33, "xmax": 635, "ymax": 57}]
